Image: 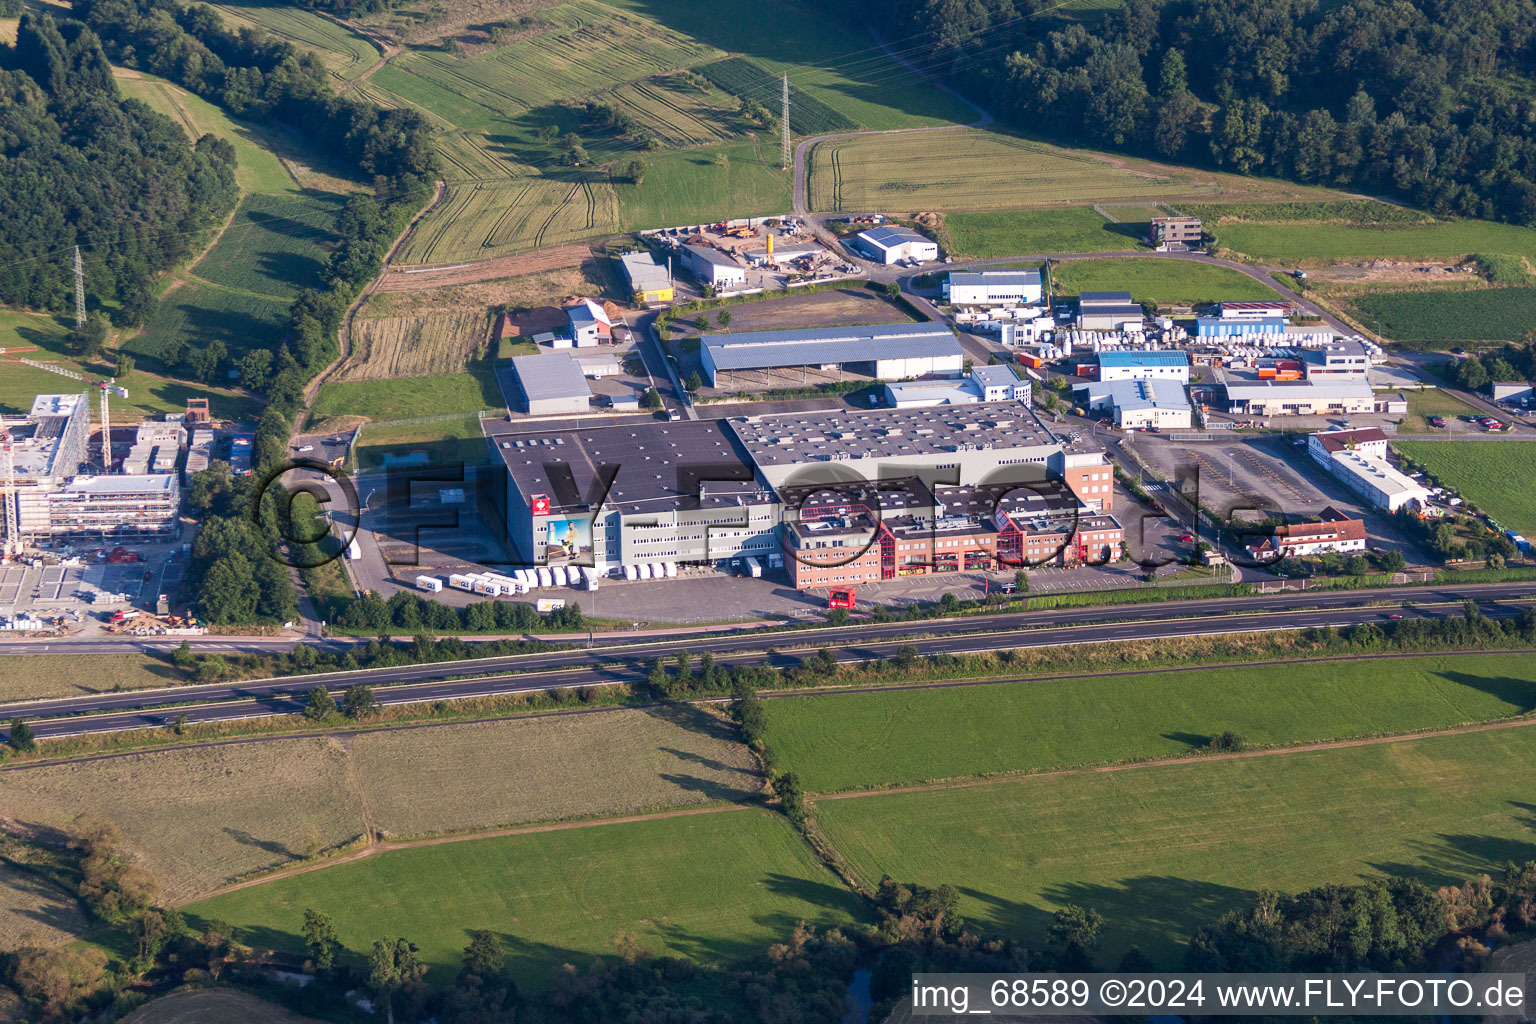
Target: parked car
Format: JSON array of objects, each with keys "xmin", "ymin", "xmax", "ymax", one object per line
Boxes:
[
  {"xmin": 1179, "ymin": 532, "xmax": 1195, "ymax": 543},
  {"xmin": 1429, "ymin": 416, "xmax": 1446, "ymax": 428}
]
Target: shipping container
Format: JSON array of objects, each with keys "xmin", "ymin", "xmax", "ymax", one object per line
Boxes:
[
  {"xmin": 638, "ymin": 563, "xmax": 653, "ymax": 580},
  {"xmin": 448, "ymin": 573, "xmax": 478, "ymax": 592},
  {"xmin": 347, "ymin": 538, "xmax": 361, "ymax": 560},
  {"xmin": 745, "ymin": 557, "xmax": 763, "ymax": 578},
  {"xmin": 536, "ymin": 598, "xmax": 566, "ymax": 613},
  {"xmin": 552, "ymin": 566, "xmax": 568, "ymax": 586},
  {"xmin": 663, "ymin": 561, "xmax": 677, "ymax": 578},
  {"xmin": 624, "ymin": 564, "xmax": 638, "ymax": 581},
  {"xmin": 472, "ymin": 579, "xmax": 502, "ymax": 596},
  {"xmin": 414, "ymin": 575, "xmax": 442, "ymax": 593},
  {"xmin": 537, "ymin": 567, "xmax": 553, "ymax": 587}
]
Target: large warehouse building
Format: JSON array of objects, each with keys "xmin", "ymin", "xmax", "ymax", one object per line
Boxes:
[
  {"xmin": 1078, "ymin": 292, "xmax": 1144, "ymax": 331},
  {"xmin": 619, "ymin": 251, "xmax": 674, "ymax": 305},
  {"xmin": 944, "ymin": 270, "xmax": 1043, "ymax": 306},
  {"xmin": 698, "ymin": 322, "xmax": 964, "ymax": 388},
  {"xmin": 680, "ymin": 244, "xmax": 747, "ymax": 288},
  {"xmin": 1074, "ymin": 378, "xmax": 1192, "ymax": 430},
  {"xmin": 1307, "ymin": 428, "xmax": 1429, "ymax": 512},
  {"xmin": 1096, "ymin": 350, "xmax": 1190, "ymax": 383},
  {"xmin": 491, "ymin": 401, "xmax": 1117, "ymax": 576},
  {"xmin": 854, "ymin": 225, "xmax": 939, "ymax": 265},
  {"xmin": 1222, "ymin": 379, "xmax": 1375, "ymax": 416},
  {"xmin": 509, "ymin": 352, "xmax": 592, "ymax": 415}
]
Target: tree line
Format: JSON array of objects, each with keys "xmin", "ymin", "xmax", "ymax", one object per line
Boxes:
[
  {"xmin": 823, "ymin": 0, "xmax": 1536, "ymax": 225},
  {"xmin": 0, "ymin": 12, "xmax": 239, "ymax": 317}
]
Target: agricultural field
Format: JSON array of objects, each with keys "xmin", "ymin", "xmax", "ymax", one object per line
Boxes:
[
  {"xmin": 396, "ymin": 177, "xmax": 620, "ymax": 265},
  {"xmin": 706, "ymin": 288, "xmax": 917, "ymax": 334},
  {"xmin": 187, "ymin": 809, "xmax": 865, "ymax": 988},
  {"xmin": 696, "ymin": 57, "xmax": 857, "ymax": 134},
  {"xmin": 765, "ymin": 652, "xmax": 1536, "ymax": 793},
  {"xmin": 351, "ymin": 706, "xmax": 759, "ymax": 837},
  {"xmin": 814, "ymin": 726, "xmax": 1536, "ymax": 966},
  {"xmin": 338, "ymin": 310, "xmax": 492, "ymax": 380},
  {"xmin": 0, "ymin": 312, "xmax": 262, "ymax": 423},
  {"xmin": 1204, "ymin": 212, "xmax": 1536, "ymax": 264},
  {"xmin": 209, "ymin": 4, "xmax": 382, "ymax": 84},
  {"xmin": 312, "ymin": 365, "xmax": 504, "ymax": 421},
  {"xmin": 0, "ymin": 738, "xmax": 363, "ymax": 902},
  {"xmin": 0, "ymin": 654, "xmax": 182, "ymax": 702},
  {"xmin": 1393, "ymin": 441, "xmax": 1536, "ymax": 537},
  {"xmin": 941, "ymin": 207, "xmax": 1138, "ymax": 258},
  {"xmin": 1352, "ymin": 287, "xmax": 1536, "ymax": 348},
  {"xmin": 1398, "ymin": 389, "xmax": 1484, "ymax": 433},
  {"xmin": 0, "ymin": 863, "xmax": 88, "ymax": 952},
  {"xmin": 0, "ymin": 18, "xmax": 15, "ymax": 45},
  {"xmin": 606, "ymin": 74, "xmax": 745, "ymax": 147},
  {"xmin": 1050, "ymin": 257, "xmax": 1279, "ymax": 306},
  {"xmin": 806, "ymin": 129, "xmax": 1315, "ymax": 214},
  {"xmin": 192, "ymin": 192, "xmax": 346, "ymax": 299},
  {"xmin": 126, "ymin": 283, "xmax": 292, "ymax": 365}
]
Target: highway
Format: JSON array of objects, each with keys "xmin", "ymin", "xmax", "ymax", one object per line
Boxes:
[{"xmin": 9, "ymin": 581, "xmax": 1534, "ymax": 738}]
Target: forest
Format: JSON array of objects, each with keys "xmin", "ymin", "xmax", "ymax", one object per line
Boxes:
[
  {"xmin": 833, "ymin": 0, "xmax": 1536, "ymax": 225},
  {"xmin": 0, "ymin": 13, "xmax": 238, "ymax": 318}
]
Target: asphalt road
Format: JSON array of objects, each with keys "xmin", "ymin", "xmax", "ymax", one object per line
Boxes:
[{"xmin": 9, "ymin": 581, "xmax": 1534, "ymax": 737}]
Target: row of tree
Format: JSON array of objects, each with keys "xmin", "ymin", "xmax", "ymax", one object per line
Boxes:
[
  {"xmin": 0, "ymin": 13, "xmax": 239, "ymax": 316},
  {"xmin": 824, "ymin": 0, "xmax": 1536, "ymax": 224}
]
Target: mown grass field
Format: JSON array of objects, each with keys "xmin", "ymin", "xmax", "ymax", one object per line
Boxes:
[
  {"xmin": 4, "ymin": 708, "xmax": 762, "ymax": 904},
  {"xmin": 0, "ymin": 311, "xmax": 262, "ymax": 423},
  {"xmin": 126, "ymin": 283, "xmax": 292, "ymax": 365},
  {"xmin": 815, "ymin": 726, "xmax": 1536, "ymax": 965},
  {"xmin": 119, "ymin": 989, "xmax": 325, "ymax": 1024},
  {"xmin": 312, "ymin": 365, "xmax": 504, "ymax": 421},
  {"xmin": 1399, "ymin": 389, "xmax": 1483, "ymax": 433},
  {"xmin": 1050, "ymin": 258, "xmax": 1278, "ymax": 305},
  {"xmin": 942, "ymin": 208, "xmax": 1137, "ymax": 258},
  {"xmin": 193, "ymin": 192, "xmax": 345, "ymax": 298},
  {"xmin": 0, "ymin": 654, "xmax": 183, "ymax": 702},
  {"xmin": 338, "ymin": 309, "xmax": 491, "ymax": 380},
  {"xmin": 187, "ymin": 809, "xmax": 864, "ymax": 988},
  {"xmin": 765, "ymin": 653, "xmax": 1536, "ymax": 793},
  {"xmin": 209, "ymin": 4, "xmax": 381, "ymax": 83},
  {"xmin": 353, "ymin": 415, "xmax": 494, "ymax": 470},
  {"xmin": 806, "ymin": 129, "xmax": 1316, "ymax": 214},
  {"xmin": 1393, "ymin": 441, "xmax": 1536, "ymax": 537},
  {"xmin": 0, "ymin": 863, "xmax": 88, "ymax": 952},
  {"xmin": 1213, "ymin": 218, "xmax": 1536, "ymax": 263},
  {"xmin": 1352, "ymin": 287, "xmax": 1536, "ymax": 347}
]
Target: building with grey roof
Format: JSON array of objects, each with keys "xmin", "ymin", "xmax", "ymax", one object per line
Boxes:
[
  {"xmin": 944, "ymin": 270, "xmax": 1042, "ymax": 306},
  {"xmin": 619, "ymin": 251, "xmax": 674, "ymax": 304},
  {"xmin": 700, "ymin": 322, "xmax": 963, "ymax": 387},
  {"xmin": 510, "ymin": 352, "xmax": 593, "ymax": 415},
  {"xmin": 1078, "ymin": 291, "xmax": 1144, "ymax": 331},
  {"xmin": 1074, "ymin": 378, "xmax": 1192, "ymax": 429},
  {"xmin": 855, "ymin": 225, "xmax": 939, "ymax": 264},
  {"xmin": 680, "ymin": 244, "xmax": 746, "ymax": 288},
  {"xmin": 1222, "ymin": 379, "xmax": 1375, "ymax": 416}
]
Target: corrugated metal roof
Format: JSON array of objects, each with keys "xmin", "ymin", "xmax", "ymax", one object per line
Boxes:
[
  {"xmin": 858, "ymin": 225, "xmax": 931, "ymax": 250},
  {"xmin": 1098, "ymin": 351, "xmax": 1188, "ymax": 368},
  {"xmin": 512, "ymin": 352, "xmax": 593, "ymax": 402},
  {"xmin": 620, "ymin": 252, "xmax": 671, "ymax": 291},
  {"xmin": 1079, "ymin": 291, "xmax": 1133, "ymax": 305},
  {"xmin": 949, "ymin": 270, "xmax": 1040, "ymax": 286},
  {"xmin": 683, "ymin": 243, "xmax": 740, "ymax": 268},
  {"xmin": 702, "ymin": 322, "xmax": 962, "ymax": 371},
  {"xmin": 1223, "ymin": 380, "xmax": 1373, "ymax": 399}
]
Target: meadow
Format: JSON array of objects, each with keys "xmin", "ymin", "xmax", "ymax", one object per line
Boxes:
[
  {"xmin": 311, "ymin": 365, "xmax": 504, "ymax": 421},
  {"xmin": 1210, "ymin": 218, "xmax": 1536, "ymax": 263},
  {"xmin": 1393, "ymin": 441, "xmax": 1536, "ymax": 537},
  {"xmin": 764, "ymin": 652, "xmax": 1536, "ymax": 793},
  {"xmin": 1398, "ymin": 389, "xmax": 1483, "ymax": 433},
  {"xmin": 0, "ymin": 863, "xmax": 88, "ymax": 952},
  {"xmin": 1050, "ymin": 257, "xmax": 1279, "ymax": 305},
  {"xmin": 192, "ymin": 192, "xmax": 346, "ymax": 299},
  {"xmin": 187, "ymin": 809, "xmax": 864, "ymax": 987},
  {"xmin": 805, "ymin": 129, "xmax": 1298, "ymax": 214},
  {"xmin": 0, "ymin": 311, "xmax": 262, "ymax": 423},
  {"xmin": 2, "ymin": 708, "xmax": 763, "ymax": 904},
  {"xmin": 126, "ymin": 283, "xmax": 292, "ymax": 364},
  {"xmin": 338, "ymin": 310, "xmax": 492, "ymax": 380},
  {"xmin": 209, "ymin": 4, "xmax": 381, "ymax": 83},
  {"xmin": 1351, "ymin": 287, "xmax": 1536, "ymax": 347},
  {"xmin": 0, "ymin": 654, "xmax": 181, "ymax": 702},
  {"xmin": 941, "ymin": 207, "xmax": 1137, "ymax": 258},
  {"xmin": 696, "ymin": 57, "xmax": 858, "ymax": 134},
  {"xmin": 354, "ymin": 416, "xmax": 494, "ymax": 470},
  {"xmin": 814, "ymin": 726, "xmax": 1536, "ymax": 965}
]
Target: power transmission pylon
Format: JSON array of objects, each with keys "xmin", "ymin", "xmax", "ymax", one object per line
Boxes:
[
  {"xmin": 780, "ymin": 74, "xmax": 791, "ymax": 170},
  {"xmin": 73, "ymin": 246, "xmax": 86, "ymax": 329}
]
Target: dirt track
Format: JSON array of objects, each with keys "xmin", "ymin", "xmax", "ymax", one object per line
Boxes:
[{"xmin": 376, "ymin": 243, "xmax": 592, "ymax": 291}]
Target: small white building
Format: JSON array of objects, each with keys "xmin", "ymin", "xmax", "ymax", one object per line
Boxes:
[
  {"xmin": 969, "ymin": 365, "xmax": 1031, "ymax": 402},
  {"xmin": 564, "ymin": 298, "xmax": 612, "ymax": 346},
  {"xmin": 944, "ymin": 270, "xmax": 1042, "ymax": 306},
  {"xmin": 855, "ymin": 225, "xmax": 939, "ymax": 265},
  {"xmin": 884, "ymin": 365, "xmax": 1031, "ymax": 408},
  {"xmin": 1096, "ymin": 350, "xmax": 1190, "ymax": 384},
  {"xmin": 681, "ymin": 244, "xmax": 747, "ymax": 288},
  {"xmin": 512, "ymin": 352, "xmax": 593, "ymax": 415}
]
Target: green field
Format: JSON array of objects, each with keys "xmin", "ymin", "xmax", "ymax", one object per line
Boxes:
[
  {"xmin": 815, "ymin": 726, "xmax": 1536, "ymax": 965},
  {"xmin": 1352, "ymin": 288, "xmax": 1536, "ymax": 348},
  {"xmin": 353, "ymin": 416, "xmax": 494, "ymax": 470},
  {"xmin": 1398, "ymin": 389, "xmax": 1484, "ymax": 433},
  {"xmin": 187, "ymin": 810, "xmax": 866, "ymax": 988},
  {"xmin": 1050, "ymin": 258, "xmax": 1278, "ymax": 305},
  {"xmin": 127, "ymin": 283, "xmax": 292, "ymax": 365},
  {"xmin": 1393, "ymin": 441, "xmax": 1536, "ymax": 537},
  {"xmin": 312, "ymin": 366, "xmax": 504, "ymax": 421},
  {"xmin": 0, "ymin": 311, "xmax": 262, "ymax": 422},
  {"xmin": 210, "ymin": 4, "xmax": 381, "ymax": 83},
  {"xmin": 1213, "ymin": 219, "xmax": 1536, "ymax": 263},
  {"xmin": 765, "ymin": 653, "xmax": 1536, "ymax": 793},
  {"xmin": 193, "ymin": 192, "xmax": 346, "ymax": 298},
  {"xmin": 942, "ymin": 208, "xmax": 1137, "ymax": 258}
]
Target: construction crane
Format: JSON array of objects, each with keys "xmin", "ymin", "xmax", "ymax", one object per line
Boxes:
[
  {"xmin": 1, "ymin": 414, "xmax": 19, "ymax": 561},
  {"xmin": 17, "ymin": 358, "xmax": 128, "ymax": 473}
]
